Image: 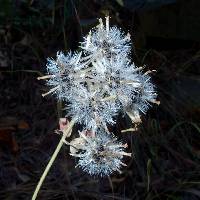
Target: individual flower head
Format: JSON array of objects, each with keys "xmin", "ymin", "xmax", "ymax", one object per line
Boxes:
[
  {"xmin": 38, "ymin": 51, "xmax": 82, "ymax": 99},
  {"xmin": 66, "ymin": 84, "xmax": 120, "ymax": 131},
  {"xmin": 129, "ymin": 71, "xmax": 159, "ymax": 114},
  {"xmin": 91, "ymin": 57, "xmax": 142, "ymax": 106},
  {"xmin": 69, "ymin": 129, "xmax": 131, "ymax": 176},
  {"xmin": 81, "ymin": 16, "xmax": 131, "ymax": 62}
]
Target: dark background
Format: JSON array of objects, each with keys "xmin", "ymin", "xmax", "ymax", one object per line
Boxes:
[{"xmin": 0, "ymin": 0, "xmax": 200, "ymax": 199}]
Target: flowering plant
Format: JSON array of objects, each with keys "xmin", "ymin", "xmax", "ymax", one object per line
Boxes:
[{"xmin": 32, "ymin": 16, "xmax": 159, "ymax": 199}]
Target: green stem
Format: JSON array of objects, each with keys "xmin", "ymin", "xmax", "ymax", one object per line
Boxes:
[{"xmin": 32, "ymin": 118, "xmax": 76, "ymax": 200}]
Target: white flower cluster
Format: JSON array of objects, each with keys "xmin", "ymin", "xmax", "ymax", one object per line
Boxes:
[
  {"xmin": 69, "ymin": 129, "xmax": 131, "ymax": 176},
  {"xmin": 39, "ymin": 17, "xmax": 158, "ymax": 176}
]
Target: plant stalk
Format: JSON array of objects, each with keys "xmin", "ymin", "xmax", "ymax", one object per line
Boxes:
[{"xmin": 32, "ymin": 118, "xmax": 76, "ymax": 200}]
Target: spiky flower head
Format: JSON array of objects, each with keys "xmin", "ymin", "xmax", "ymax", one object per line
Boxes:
[
  {"xmin": 38, "ymin": 51, "xmax": 83, "ymax": 99},
  {"xmin": 69, "ymin": 129, "xmax": 131, "ymax": 176},
  {"xmin": 81, "ymin": 17, "xmax": 131, "ymax": 61}
]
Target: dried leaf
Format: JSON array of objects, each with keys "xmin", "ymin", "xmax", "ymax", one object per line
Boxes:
[
  {"xmin": 17, "ymin": 120, "xmax": 29, "ymax": 129},
  {"xmin": 0, "ymin": 128, "xmax": 19, "ymax": 153}
]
